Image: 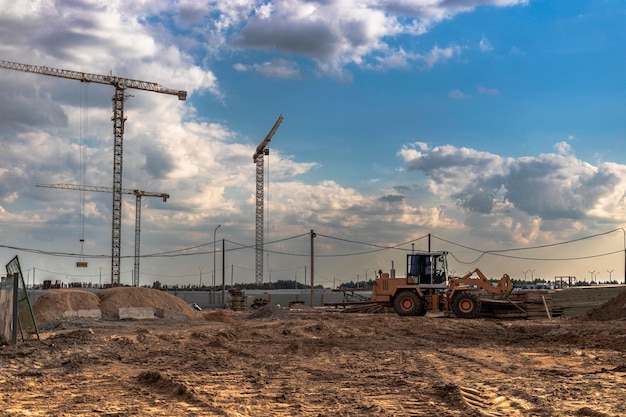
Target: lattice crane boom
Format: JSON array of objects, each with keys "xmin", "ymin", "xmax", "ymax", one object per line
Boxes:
[
  {"xmin": 0, "ymin": 60, "xmax": 187, "ymax": 99},
  {"xmin": 37, "ymin": 183, "xmax": 170, "ymax": 201},
  {"xmin": 3, "ymin": 59, "xmax": 186, "ymax": 285},
  {"xmin": 36, "ymin": 183, "xmax": 169, "ymax": 286},
  {"xmin": 252, "ymin": 114, "xmax": 283, "ymax": 286}
]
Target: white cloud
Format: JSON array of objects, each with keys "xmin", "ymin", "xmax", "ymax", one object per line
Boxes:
[
  {"xmin": 477, "ymin": 85, "xmax": 499, "ymax": 95},
  {"xmin": 233, "ymin": 59, "xmax": 301, "ymax": 79},
  {"xmin": 422, "ymin": 45, "xmax": 462, "ymax": 68},
  {"xmin": 448, "ymin": 89, "xmax": 471, "ymax": 99},
  {"xmin": 555, "ymin": 141, "xmax": 572, "ymax": 155},
  {"xmin": 479, "ymin": 35, "xmax": 493, "ymax": 52}
]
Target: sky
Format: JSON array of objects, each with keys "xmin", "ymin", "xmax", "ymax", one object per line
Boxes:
[{"xmin": 1, "ymin": 0, "xmax": 626, "ymax": 288}]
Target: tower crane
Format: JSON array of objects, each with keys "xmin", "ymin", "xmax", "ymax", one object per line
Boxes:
[
  {"xmin": 252, "ymin": 114, "xmax": 283, "ymax": 286},
  {"xmin": 36, "ymin": 183, "xmax": 169, "ymax": 287},
  {"xmin": 1, "ymin": 59, "xmax": 186, "ymax": 284}
]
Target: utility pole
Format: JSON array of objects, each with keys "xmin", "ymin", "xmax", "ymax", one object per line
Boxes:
[
  {"xmin": 2, "ymin": 59, "xmax": 186, "ymax": 284},
  {"xmin": 221, "ymin": 238, "xmax": 225, "ymax": 306},
  {"xmin": 213, "ymin": 224, "xmax": 221, "ymax": 304},
  {"xmin": 310, "ymin": 229, "xmax": 316, "ymax": 307}
]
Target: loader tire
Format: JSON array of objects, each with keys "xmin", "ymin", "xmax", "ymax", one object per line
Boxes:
[
  {"xmin": 394, "ymin": 291, "xmax": 422, "ymax": 316},
  {"xmin": 452, "ymin": 292, "xmax": 481, "ymax": 319}
]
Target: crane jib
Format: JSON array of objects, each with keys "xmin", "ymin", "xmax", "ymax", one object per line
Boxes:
[
  {"xmin": 252, "ymin": 114, "xmax": 284, "ymax": 161},
  {"xmin": 0, "ymin": 59, "xmax": 187, "ymax": 100}
]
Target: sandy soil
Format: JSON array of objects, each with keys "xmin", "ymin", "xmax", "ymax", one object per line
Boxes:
[{"xmin": 1, "ymin": 289, "xmax": 625, "ymax": 417}]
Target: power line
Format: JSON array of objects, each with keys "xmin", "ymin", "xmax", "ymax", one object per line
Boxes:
[
  {"xmin": 432, "ymin": 229, "xmax": 626, "ymax": 264},
  {"xmin": 4, "ymin": 228, "xmax": 626, "ymax": 278}
]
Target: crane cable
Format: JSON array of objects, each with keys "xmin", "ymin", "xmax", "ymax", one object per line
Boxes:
[{"xmin": 78, "ymin": 82, "xmax": 88, "ymax": 265}]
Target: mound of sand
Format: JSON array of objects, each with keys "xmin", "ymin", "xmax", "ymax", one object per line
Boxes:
[
  {"xmin": 33, "ymin": 287, "xmax": 200, "ymax": 324},
  {"xmin": 583, "ymin": 290, "xmax": 626, "ymax": 321},
  {"xmin": 33, "ymin": 290, "xmax": 100, "ymax": 324},
  {"xmin": 98, "ymin": 287, "xmax": 196, "ymax": 315},
  {"xmin": 202, "ymin": 309, "xmax": 238, "ymax": 323}
]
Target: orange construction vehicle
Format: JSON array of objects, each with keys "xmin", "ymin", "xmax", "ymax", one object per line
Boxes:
[{"xmin": 371, "ymin": 252, "xmax": 514, "ymax": 318}]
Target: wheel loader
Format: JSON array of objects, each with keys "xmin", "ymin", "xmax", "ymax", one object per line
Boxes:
[{"xmin": 370, "ymin": 252, "xmax": 515, "ymax": 318}]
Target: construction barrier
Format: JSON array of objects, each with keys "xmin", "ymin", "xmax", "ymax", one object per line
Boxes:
[{"xmin": 1, "ymin": 256, "xmax": 39, "ymax": 344}]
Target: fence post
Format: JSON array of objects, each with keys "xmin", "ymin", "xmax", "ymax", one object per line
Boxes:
[{"xmin": 12, "ymin": 273, "xmax": 19, "ymax": 345}]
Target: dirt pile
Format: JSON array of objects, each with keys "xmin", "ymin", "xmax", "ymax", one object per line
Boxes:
[
  {"xmin": 98, "ymin": 287, "xmax": 196, "ymax": 316},
  {"xmin": 202, "ymin": 309, "xmax": 239, "ymax": 323},
  {"xmin": 248, "ymin": 304, "xmax": 290, "ymax": 320},
  {"xmin": 33, "ymin": 287, "xmax": 200, "ymax": 324},
  {"xmin": 33, "ymin": 289, "xmax": 100, "ymax": 324},
  {"xmin": 582, "ymin": 289, "xmax": 626, "ymax": 321}
]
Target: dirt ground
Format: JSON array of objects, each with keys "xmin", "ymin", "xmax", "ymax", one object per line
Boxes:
[{"xmin": 1, "ymin": 288, "xmax": 625, "ymax": 417}]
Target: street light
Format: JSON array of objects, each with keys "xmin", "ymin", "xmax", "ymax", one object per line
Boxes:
[
  {"xmin": 213, "ymin": 224, "xmax": 221, "ymax": 303},
  {"xmin": 198, "ymin": 267, "xmax": 203, "ymax": 287}
]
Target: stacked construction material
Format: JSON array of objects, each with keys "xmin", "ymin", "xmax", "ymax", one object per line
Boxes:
[
  {"xmin": 499, "ymin": 290, "xmax": 554, "ymax": 319},
  {"xmin": 228, "ymin": 288, "xmax": 247, "ymax": 311},
  {"xmin": 550, "ymin": 286, "xmax": 625, "ymax": 318},
  {"xmin": 494, "ymin": 286, "xmax": 625, "ymax": 319}
]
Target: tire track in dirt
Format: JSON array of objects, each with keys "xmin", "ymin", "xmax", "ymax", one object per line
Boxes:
[
  {"xmin": 3, "ymin": 307, "xmax": 624, "ymax": 416},
  {"xmin": 412, "ymin": 322, "xmax": 624, "ymax": 417},
  {"xmin": 222, "ymin": 319, "xmax": 471, "ymax": 416}
]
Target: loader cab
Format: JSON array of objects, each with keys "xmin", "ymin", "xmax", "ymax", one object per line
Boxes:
[{"xmin": 407, "ymin": 252, "xmax": 449, "ymax": 288}]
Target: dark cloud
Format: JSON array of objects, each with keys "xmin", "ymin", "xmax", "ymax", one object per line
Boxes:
[
  {"xmin": 232, "ymin": 17, "xmax": 340, "ymax": 59},
  {"xmin": 453, "ymin": 180, "xmax": 501, "ymax": 214},
  {"xmin": 379, "ymin": 194, "xmax": 405, "ymax": 203},
  {"xmin": 504, "ymin": 156, "xmax": 619, "ymax": 220},
  {"xmin": 405, "ymin": 145, "xmax": 497, "ymax": 174},
  {"xmin": 378, "ymin": 0, "xmax": 526, "ymax": 18},
  {"xmin": 402, "ymin": 144, "xmax": 626, "ymax": 222},
  {"xmin": 0, "ymin": 88, "xmax": 68, "ymax": 132},
  {"xmin": 142, "ymin": 145, "xmax": 175, "ymax": 179},
  {"xmin": 0, "ymin": 167, "xmax": 28, "ymax": 200}
]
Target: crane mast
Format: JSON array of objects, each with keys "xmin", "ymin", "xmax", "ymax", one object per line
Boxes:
[
  {"xmin": 36, "ymin": 183, "xmax": 169, "ymax": 286},
  {"xmin": 252, "ymin": 115, "xmax": 283, "ymax": 286},
  {"xmin": 2, "ymin": 59, "xmax": 186, "ymax": 285}
]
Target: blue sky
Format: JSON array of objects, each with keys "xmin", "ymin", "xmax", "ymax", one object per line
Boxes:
[{"xmin": 1, "ymin": 0, "xmax": 625, "ymax": 287}]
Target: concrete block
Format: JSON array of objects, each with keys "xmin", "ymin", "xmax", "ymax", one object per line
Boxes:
[
  {"xmin": 62, "ymin": 309, "xmax": 102, "ymax": 319},
  {"xmin": 155, "ymin": 308, "xmax": 192, "ymax": 321},
  {"xmin": 118, "ymin": 306, "xmax": 155, "ymax": 320}
]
